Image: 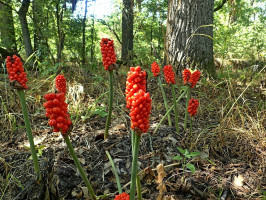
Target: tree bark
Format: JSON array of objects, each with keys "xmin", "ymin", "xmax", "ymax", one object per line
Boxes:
[
  {"xmin": 82, "ymin": 0, "xmax": 88, "ymax": 65},
  {"xmin": 0, "ymin": 1, "xmax": 17, "ymax": 52},
  {"xmin": 56, "ymin": 1, "xmax": 65, "ymax": 62},
  {"xmin": 122, "ymin": 0, "xmax": 134, "ymax": 63},
  {"xmin": 18, "ymin": 0, "xmax": 33, "ymax": 58},
  {"xmin": 165, "ymin": 0, "xmax": 216, "ymax": 77}
]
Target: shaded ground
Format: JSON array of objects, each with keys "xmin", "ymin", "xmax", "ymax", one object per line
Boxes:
[{"xmin": 0, "ymin": 66, "xmax": 265, "ymax": 200}]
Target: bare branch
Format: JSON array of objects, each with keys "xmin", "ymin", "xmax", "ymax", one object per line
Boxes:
[{"xmin": 97, "ymin": 19, "xmax": 122, "ymax": 45}]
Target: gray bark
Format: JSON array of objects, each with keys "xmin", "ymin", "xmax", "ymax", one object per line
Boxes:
[
  {"xmin": 18, "ymin": 0, "xmax": 33, "ymax": 58},
  {"xmin": 165, "ymin": 0, "xmax": 216, "ymax": 76},
  {"xmin": 122, "ymin": 0, "xmax": 134, "ymax": 63}
]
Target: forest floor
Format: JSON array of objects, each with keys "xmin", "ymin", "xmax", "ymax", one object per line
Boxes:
[{"xmin": 0, "ymin": 64, "xmax": 265, "ymax": 200}]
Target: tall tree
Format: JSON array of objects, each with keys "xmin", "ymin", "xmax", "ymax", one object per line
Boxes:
[
  {"xmin": 0, "ymin": 1, "xmax": 17, "ymax": 53},
  {"xmin": 18, "ymin": 0, "xmax": 33, "ymax": 58},
  {"xmin": 122, "ymin": 0, "xmax": 134, "ymax": 63},
  {"xmin": 81, "ymin": 0, "xmax": 88, "ymax": 65},
  {"xmin": 164, "ymin": 0, "xmax": 216, "ymax": 76}
]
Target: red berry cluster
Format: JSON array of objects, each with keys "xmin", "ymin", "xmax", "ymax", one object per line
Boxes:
[
  {"xmin": 43, "ymin": 93, "xmax": 72, "ymax": 136},
  {"xmin": 187, "ymin": 98, "xmax": 199, "ymax": 116},
  {"xmin": 151, "ymin": 61, "xmax": 160, "ymax": 77},
  {"xmin": 6, "ymin": 55, "xmax": 28, "ymax": 89},
  {"xmin": 55, "ymin": 75, "xmax": 66, "ymax": 93},
  {"xmin": 129, "ymin": 89, "xmax": 152, "ymax": 134},
  {"xmin": 125, "ymin": 66, "xmax": 147, "ymax": 109},
  {"xmin": 182, "ymin": 69, "xmax": 191, "ymax": 85},
  {"xmin": 182, "ymin": 69, "xmax": 201, "ymax": 88},
  {"xmin": 163, "ymin": 65, "xmax": 175, "ymax": 84},
  {"xmin": 189, "ymin": 70, "xmax": 201, "ymax": 88},
  {"xmin": 100, "ymin": 38, "xmax": 116, "ymax": 70},
  {"xmin": 114, "ymin": 193, "xmax": 130, "ymax": 200}
]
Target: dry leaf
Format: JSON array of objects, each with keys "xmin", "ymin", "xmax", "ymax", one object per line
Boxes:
[
  {"xmin": 156, "ymin": 163, "xmax": 167, "ymax": 200},
  {"xmin": 233, "ymin": 175, "xmax": 244, "ymax": 187}
]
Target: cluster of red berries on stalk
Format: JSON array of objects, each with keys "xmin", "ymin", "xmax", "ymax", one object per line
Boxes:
[
  {"xmin": 126, "ymin": 66, "xmax": 151, "ymax": 134},
  {"xmin": 43, "ymin": 93, "xmax": 72, "ymax": 135},
  {"xmin": 100, "ymin": 38, "xmax": 116, "ymax": 70},
  {"xmin": 129, "ymin": 89, "xmax": 152, "ymax": 134},
  {"xmin": 188, "ymin": 98, "xmax": 199, "ymax": 116},
  {"xmin": 151, "ymin": 62, "xmax": 160, "ymax": 77},
  {"xmin": 182, "ymin": 69, "xmax": 201, "ymax": 88},
  {"xmin": 114, "ymin": 193, "xmax": 130, "ymax": 200},
  {"xmin": 163, "ymin": 65, "xmax": 175, "ymax": 84},
  {"xmin": 6, "ymin": 55, "xmax": 28, "ymax": 89},
  {"xmin": 125, "ymin": 66, "xmax": 147, "ymax": 109},
  {"xmin": 55, "ymin": 75, "xmax": 67, "ymax": 93},
  {"xmin": 43, "ymin": 75, "xmax": 71, "ymax": 136}
]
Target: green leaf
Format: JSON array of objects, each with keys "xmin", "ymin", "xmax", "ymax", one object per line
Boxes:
[
  {"xmin": 173, "ymin": 155, "xmax": 183, "ymax": 161},
  {"xmin": 176, "ymin": 147, "xmax": 185, "ymax": 154},
  {"xmin": 186, "ymin": 163, "xmax": 196, "ymax": 173},
  {"xmin": 189, "ymin": 152, "xmax": 201, "ymax": 157}
]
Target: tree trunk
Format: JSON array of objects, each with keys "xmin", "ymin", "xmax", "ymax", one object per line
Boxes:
[
  {"xmin": 82, "ymin": 0, "xmax": 88, "ymax": 65},
  {"xmin": 0, "ymin": 1, "xmax": 17, "ymax": 52},
  {"xmin": 56, "ymin": 1, "xmax": 65, "ymax": 62},
  {"xmin": 165, "ymin": 0, "xmax": 216, "ymax": 77},
  {"xmin": 18, "ymin": 0, "xmax": 33, "ymax": 58},
  {"xmin": 91, "ymin": 13, "xmax": 95, "ymax": 63},
  {"xmin": 122, "ymin": 0, "xmax": 134, "ymax": 63}
]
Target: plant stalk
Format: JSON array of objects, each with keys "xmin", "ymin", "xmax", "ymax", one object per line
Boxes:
[
  {"xmin": 64, "ymin": 136, "xmax": 96, "ymax": 200},
  {"xmin": 190, "ymin": 117, "xmax": 192, "ymax": 135},
  {"xmin": 153, "ymin": 87, "xmax": 188, "ymax": 134},
  {"xmin": 130, "ymin": 132, "xmax": 141, "ymax": 200},
  {"xmin": 17, "ymin": 89, "xmax": 40, "ymax": 177},
  {"xmin": 171, "ymin": 85, "xmax": 179, "ymax": 134},
  {"xmin": 158, "ymin": 77, "xmax": 172, "ymax": 126},
  {"xmin": 184, "ymin": 86, "xmax": 190, "ymax": 131},
  {"xmin": 105, "ymin": 150, "xmax": 122, "ymax": 194},
  {"xmin": 136, "ymin": 174, "xmax": 142, "ymax": 200},
  {"xmin": 104, "ymin": 70, "xmax": 114, "ymax": 140}
]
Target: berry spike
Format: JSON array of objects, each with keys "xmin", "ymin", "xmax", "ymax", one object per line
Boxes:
[
  {"xmin": 6, "ymin": 55, "xmax": 28, "ymax": 89},
  {"xmin": 187, "ymin": 98, "xmax": 199, "ymax": 116},
  {"xmin": 100, "ymin": 38, "xmax": 117, "ymax": 71},
  {"xmin": 163, "ymin": 65, "xmax": 175, "ymax": 84},
  {"xmin": 55, "ymin": 74, "xmax": 67, "ymax": 93},
  {"xmin": 151, "ymin": 61, "xmax": 160, "ymax": 77}
]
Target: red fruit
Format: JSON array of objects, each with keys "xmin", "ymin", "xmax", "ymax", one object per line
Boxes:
[
  {"xmin": 151, "ymin": 62, "xmax": 160, "ymax": 77},
  {"xmin": 187, "ymin": 98, "xmax": 199, "ymax": 116},
  {"xmin": 129, "ymin": 89, "xmax": 152, "ymax": 134},
  {"xmin": 100, "ymin": 38, "xmax": 116, "ymax": 70},
  {"xmin": 188, "ymin": 70, "xmax": 201, "ymax": 88},
  {"xmin": 114, "ymin": 192, "xmax": 130, "ymax": 200},
  {"xmin": 125, "ymin": 66, "xmax": 147, "ymax": 109},
  {"xmin": 55, "ymin": 74, "xmax": 67, "ymax": 93},
  {"xmin": 163, "ymin": 65, "xmax": 175, "ymax": 84},
  {"xmin": 5, "ymin": 55, "xmax": 28, "ymax": 89},
  {"xmin": 183, "ymin": 69, "xmax": 191, "ymax": 85}
]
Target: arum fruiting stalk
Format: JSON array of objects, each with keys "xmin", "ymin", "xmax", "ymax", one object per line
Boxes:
[
  {"xmin": 184, "ymin": 87, "xmax": 190, "ymax": 131},
  {"xmin": 130, "ymin": 132, "xmax": 141, "ymax": 200},
  {"xmin": 136, "ymin": 174, "xmax": 142, "ymax": 200},
  {"xmin": 18, "ymin": 90, "xmax": 40, "ymax": 176},
  {"xmin": 105, "ymin": 150, "xmax": 122, "ymax": 194},
  {"xmin": 64, "ymin": 136, "xmax": 96, "ymax": 200},
  {"xmin": 158, "ymin": 77, "xmax": 172, "ymax": 126},
  {"xmin": 171, "ymin": 85, "xmax": 179, "ymax": 134},
  {"xmin": 104, "ymin": 70, "xmax": 114, "ymax": 140},
  {"xmin": 190, "ymin": 117, "xmax": 192, "ymax": 135},
  {"xmin": 153, "ymin": 87, "xmax": 188, "ymax": 134}
]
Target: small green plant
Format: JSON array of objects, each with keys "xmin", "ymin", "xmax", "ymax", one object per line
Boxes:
[{"xmin": 173, "ymin": 147, "xmax": 200, "ymax": 174}]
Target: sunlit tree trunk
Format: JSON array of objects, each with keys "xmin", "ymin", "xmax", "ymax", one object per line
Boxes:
[
  {"xmin": 122, "ymin": 0, "xmax": 134, "ymax": 63},
  {"xmin": 56, "ymin": 1, "xmax": 65, "ymax": 62},
  {"xmin": 18, "ymin": 0, "xmax": 33, "ymax": 58},
  {"xmin": 0, "ymin": 1, "xmax": 17, "ymax": 53},
  {"xmin": 165, "ymin": 0, "xmax": 216, "ymax": 77},
  {"xmin": 82, "ymin": 0, "xmax": 88, "ymax": 65}
]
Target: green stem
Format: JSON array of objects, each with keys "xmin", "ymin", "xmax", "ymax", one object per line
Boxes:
[
  {"xmin": 136, "ymin": 174, "xmax": 142, "ymax": 200},
  {"xmin": 189, "ymin": 117, "xmax": 192, "ymax": 135},
  {"xmin": 131, "ymin": 130, "xmax": 135, "ymax": 155},
  {"xmin": 105, "ymin": 150, "xmax": 122, "ymax": 194},
  {"xmin": 104, "ymin": 70, "xmax": 114, "ymax": 140},
  {"xmin": 130, "ymin": 132, "xmax": 141, "ymax": 200},
  {"xmin": 64, "ymin": 136, "xmax": 96, "ymax": 200},
  {"xmin": 153, "ymin": 87, "xmax": 188, "ymax": 134},
  {"xmin": 158, "ymin": 77, "xmax": 172, "ymax": 126},
  {"xmin": 184, "ymin": 86, "xmax": 190, "ymax": 131},
  {"xmin": 171, "ymin": 84, "xmax": 179, "ymax": 134},
  {"xmin": 17, "ymin": 90, "xmax": 40, "ymax": 176}
]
